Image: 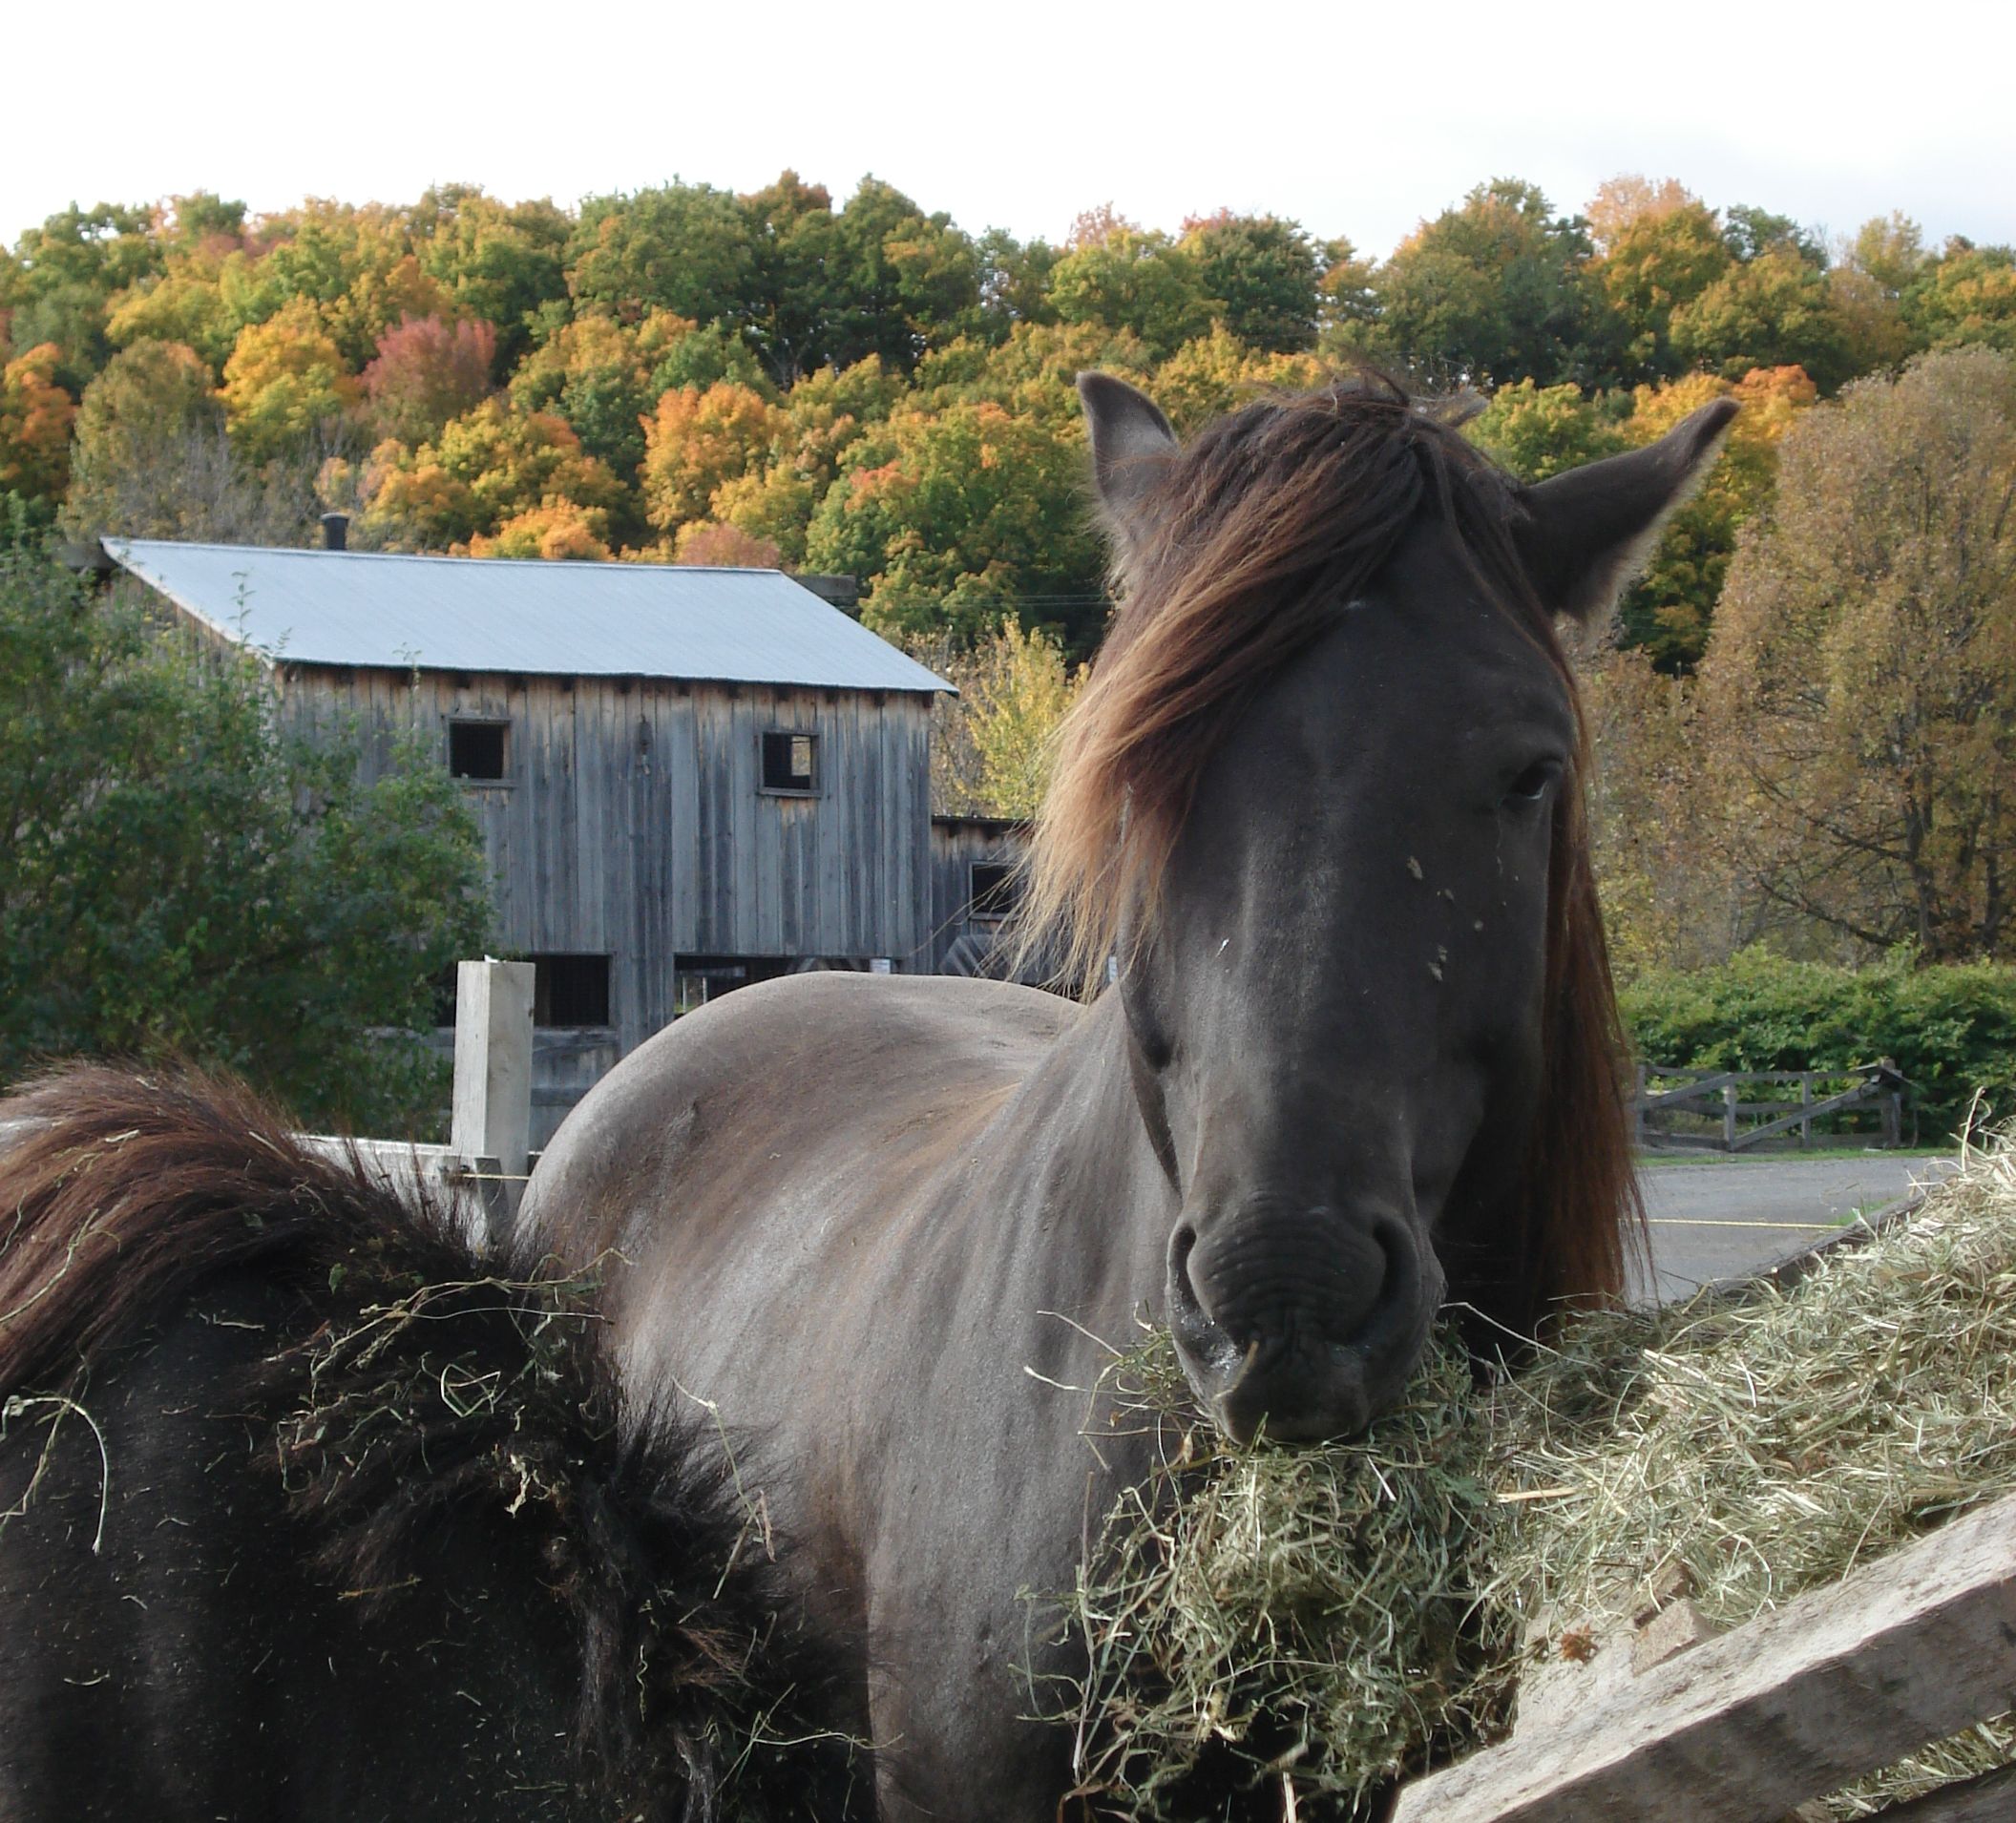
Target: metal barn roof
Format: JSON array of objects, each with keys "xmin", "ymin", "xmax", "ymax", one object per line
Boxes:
[{"xmin": 103, "ymin": 539, "xmax": 950, "ymax": 694}]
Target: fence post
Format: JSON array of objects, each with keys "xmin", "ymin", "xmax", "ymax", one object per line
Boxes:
[
  {"xmin": 1723, "ymin": 1082, "xmax": 1739, "ymax": 1151},
  {"xmin": 451, "ymin": 958, "xmax": 535, "ymax": 1246},
  {"xmin": 1799, "ymin": 1073, "xmax": 1813, "ymax": 1151}
]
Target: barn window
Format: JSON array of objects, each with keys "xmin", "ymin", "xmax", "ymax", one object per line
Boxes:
[
  {"xmin": 761, "ymin": 729, "xmax": 818, "ymax": 794},
  {"xmin": 449, "ymin": 719, "xmax": 508, "ymax": 781},
  {"xmin": 969, "ymin": 861, "xmax": 1019, "ymax": 922},
  {"xmin": 531, "ymin": 953, "xmax": 612, "ymax": 1027}
]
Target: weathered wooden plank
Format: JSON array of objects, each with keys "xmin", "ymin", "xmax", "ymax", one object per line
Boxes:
[
  {"xmin": 1392, "ymin": 1489, "xmax": 2016, "ymax": 1823},
  {"xmin": 1867, "ymin": 1763, "xmax": 2016, "ymax": 1821}
]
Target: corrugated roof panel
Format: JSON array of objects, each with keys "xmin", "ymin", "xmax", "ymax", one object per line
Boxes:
[{"xmin": 104, "ymin": 539, "xmax": 951, "ymax": 693}]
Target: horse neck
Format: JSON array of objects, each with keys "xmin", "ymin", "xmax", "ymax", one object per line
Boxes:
[{"xmin": 978, "ymin": 989, "xmax": 1177, "ymax": 1363}]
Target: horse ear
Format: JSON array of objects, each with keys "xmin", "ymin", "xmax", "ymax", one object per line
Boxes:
[
  {"xmin": 1517, "ymin": 399, "xmax": 1741, "ymax": 623},
  {"xmin": 1079, "ymin": 371, "xmax": 1179, "ymax": 540}
]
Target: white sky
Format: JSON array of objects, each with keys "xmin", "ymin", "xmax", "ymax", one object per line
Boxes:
[{"xmin": 7, "ymin": 0, "xmax": 2013, "ymax": 258}]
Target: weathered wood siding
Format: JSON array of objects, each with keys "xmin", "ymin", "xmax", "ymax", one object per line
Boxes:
[
  {"xmin": 280, "ymin": 667, "xmax": 934, "ymax": 1058},
  {"xmin": 926, "ymin": 816, "xmax": 1029, "ymax": 975}
]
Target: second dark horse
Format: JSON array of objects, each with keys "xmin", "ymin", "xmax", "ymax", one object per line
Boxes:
[{"xmin": 514, "ymin": 373, "xmax": 1737, "ymax": 1819}]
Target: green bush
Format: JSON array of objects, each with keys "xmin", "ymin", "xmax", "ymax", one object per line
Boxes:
[
  {"xmin": 0, "ymin": 542, "xmax": 491, "ymax": 1135},
  {"xmin": 1621, "ymin": 948, "xmax": 2016, "ymax": 1141}
]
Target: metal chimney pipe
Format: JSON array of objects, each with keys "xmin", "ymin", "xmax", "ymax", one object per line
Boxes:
[{"xmin": 320, "ymin": 512, "xmax": 350, "ymax": 552}]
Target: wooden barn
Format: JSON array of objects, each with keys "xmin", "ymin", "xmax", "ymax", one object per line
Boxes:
[{"xmin": 102, "ymin": 534, "xmax": 951, "ymax": 1142}]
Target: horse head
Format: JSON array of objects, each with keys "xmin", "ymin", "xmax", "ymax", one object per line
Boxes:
[{"xmin": 1035, "ymin": 373, "xmax": 1736, "ymax": 1444}]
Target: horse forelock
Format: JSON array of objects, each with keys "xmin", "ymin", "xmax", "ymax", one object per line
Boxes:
[{"xmin": 1020, "ymin": 370, "xmax": 1641, "ymax": 1331}]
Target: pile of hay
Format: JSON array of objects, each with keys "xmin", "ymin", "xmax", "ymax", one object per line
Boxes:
[
  {"xmin": 1060, "ymin": 1324, "xmax": 1511, "ymax": 1817},
  {"xmin": 1061, "ymin": 1141, "xmax": 2016, "ymax": 1820}
]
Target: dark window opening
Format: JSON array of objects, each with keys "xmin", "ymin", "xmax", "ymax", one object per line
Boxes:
[
  {"xmin": 449, "ymin": 720, "xmax": 508, "ymax": 781},
  {"xmin": 969, "ymin": 861, "xmax": 1019, "ymax": 922},
  {"xmin": 532, "ymin": 953, "xmax": 612, "ymax": 1027},
  {"xmin": 761, "ymin": 729, "xmax": 818, "ymax": 793}
]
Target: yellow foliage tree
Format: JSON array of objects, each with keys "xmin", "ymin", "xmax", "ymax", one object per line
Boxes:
[
  {"xmin": 639, "ymin": 383, "xmax": 787, "ymax": 534},
  {"xmin": 467, "ymin": 501, "xmax": 612, "ymax": 560},
  {"xmin": 921, "ymin": 620, "xmax": 1084, "ymax": 818},
  {"xmin": 0, "ymin": 344, "xmax": 77, "ymax": 501},
  {"xmin": 220, "ymin": 299, "xmax": 360, "ymax": 462}
]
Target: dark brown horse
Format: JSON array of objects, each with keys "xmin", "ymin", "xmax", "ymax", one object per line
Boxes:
[
  {"xmin": 0, "ymin": 1066, "xmax": 859, "ymax": 1821},
  {"xmin": 511, "ymin": 373, "xmax": 1736, "ymax": 1820}
]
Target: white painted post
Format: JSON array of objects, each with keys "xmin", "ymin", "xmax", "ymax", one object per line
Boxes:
[{"xmin": 451, "ymin": 958, "xmax": 534, "ymax": 1246}]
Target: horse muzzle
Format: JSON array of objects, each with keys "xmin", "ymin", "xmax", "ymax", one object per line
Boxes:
[{"xmin": 1166, "ymin": 1203, "xmax": 1444, "ymax": 1445}]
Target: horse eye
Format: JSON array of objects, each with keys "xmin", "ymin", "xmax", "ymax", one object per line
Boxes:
[{"xmin": 1502, "ymin": 760, "xmax": 1562, "ymax": 807}]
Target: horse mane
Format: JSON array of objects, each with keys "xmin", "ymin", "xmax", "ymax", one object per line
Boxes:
[
  {"xmin": 1023, "ymin": 373, "xmax": 1641, "ymax": 1317},
  {"xmin": 0, "ymin": 1063, "xmax": 855, "ymax": 1816}
]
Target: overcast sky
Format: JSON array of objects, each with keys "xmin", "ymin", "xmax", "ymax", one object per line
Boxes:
[{"xmin": 8, "ymin": 0, "xmax": 2012, "ymax": 258}]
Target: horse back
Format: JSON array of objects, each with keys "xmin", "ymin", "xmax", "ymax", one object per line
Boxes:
[{"xmin": 515, "ymin": 972, "xmax": 1079, "ymax": 1310}]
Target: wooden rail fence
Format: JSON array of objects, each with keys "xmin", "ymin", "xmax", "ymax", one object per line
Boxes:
[{"xmin": 1632, "ymin": 1060, "xmax": 1910, "ymax": 1153}]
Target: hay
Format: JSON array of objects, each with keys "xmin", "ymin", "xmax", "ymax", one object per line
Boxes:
[
  {"xmin": 1060, "ymin": 1326, "xmax": 1512, "ymax": 1817},
  {"xmin": 1490, "ymin": 1139, "xmax": 2016, "ymax": 1817},
  {"xmin": 1062, "ymin": 1140, "xmax": 2016, "ymax": 1819}
]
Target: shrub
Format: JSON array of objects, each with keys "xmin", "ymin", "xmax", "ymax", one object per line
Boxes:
[{"xmin": 1621, "ymin": 947, "xmax": 2016, "ymax": 1140}]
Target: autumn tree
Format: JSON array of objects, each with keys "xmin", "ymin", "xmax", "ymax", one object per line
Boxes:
[
  {"xmin": 63, "ymin": 339, "xmax": 222, "ymax": 535},
  {"xmin": 638, "ymin": 382, "xmax": 787, "ymax": 536},
  {"xmin": 1614, "ymin": 365, "xmax": 1816, "ymax": 668},
  {"xmin": 360, "ymin": 399, "xmax": 627, "ymax": 550},
  {"xmin": 0, "ymin": 344, "xmax": 77, "ymax": 502},
  {"xmin": 362, "ymin": 314, "xmax": 495, "ymax": 447},
  {"xmin": 220, "ymin": 298, "xmax": 362, "ymax": 462},
  {"xmin": 1700, "ymin": 347, "xmax": 2016, "ymax": 959},
  {"xmin": 1905, "ymin": 240, "xmax": 2016, "ymax": 354},
  {"xmin": 916, "ymin": 619, "xmax": 1083, "ymax": 817}
]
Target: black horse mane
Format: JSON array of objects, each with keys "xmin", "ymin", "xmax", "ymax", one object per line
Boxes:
[{"xmin": 0, "ymin": 1063, "xmax": 855, "ymax": 1817}]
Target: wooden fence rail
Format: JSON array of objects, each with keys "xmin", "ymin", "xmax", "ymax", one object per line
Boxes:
[
  {"xmin": 1632, "ymin": 1060, "xmax": 1910, "ymax": 1153},
  {"xmin": 1393, "ymin": 1485, "xmax": 2016, "ymax": 1823}
]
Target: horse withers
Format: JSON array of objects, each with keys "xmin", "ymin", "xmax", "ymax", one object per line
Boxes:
[{"xmin": 514, "ymin": 373, "xmax": 1738, "ymax": 1820}]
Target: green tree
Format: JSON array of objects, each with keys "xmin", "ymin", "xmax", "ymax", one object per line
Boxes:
[
  {"xmin": 1371, "ymin": 178, "xmax": 1606, "ymax": 387},
  {"xmin": 63, "ymin": 339, "xmax": 220, "ymax": 535},
  {"xmin": 1045, "ymin": 225, "xmax": 1217, "ymax": 362},
  {"xmin": 411, "ymin": 185, "xmax": 571, "ymax": 368},
  {"xmin": 1701, "ymin": 347, "xmax": 2016, "ymax": 959},
  {"xmin": 2, "ymin": 202, "xmax": 162, "ymax": 386},
  {"xmin": 805, "ymin": 400, "xmax": 1105, "ymax": 652},
  {"xmin": 567, "ymin": 182, "xmax": 759, "ymax": 330},
  {"xmin": 919, "ymin": 619, "xmax": 1083, "ymax": 817},
  {"xmin": 1179, "ymin": 212, "xmax": 1325, "ymax": 352},
  {"xmin": 824, "ymin": 177, "xmax": 981, "ymax": 370},
  {"xmin": 1670, "ymin": 247, "xmax": 1854, "ymax": 390},
  {"xmin": 1467, "ymin": 377, "xmax": 1629, "ymax": 481},
  {"xmin": 0, "ymin": 544, "xmax": 489, "ymax": 1131},
  {"xmin": 1905, "ymin": 240, "xmax": 2016, "ymax": 353}
]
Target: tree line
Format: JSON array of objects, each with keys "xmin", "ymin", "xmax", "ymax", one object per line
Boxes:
[{"xmin": 4, "ymin": 172, "xmax": 2011, "ymax": 666}]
